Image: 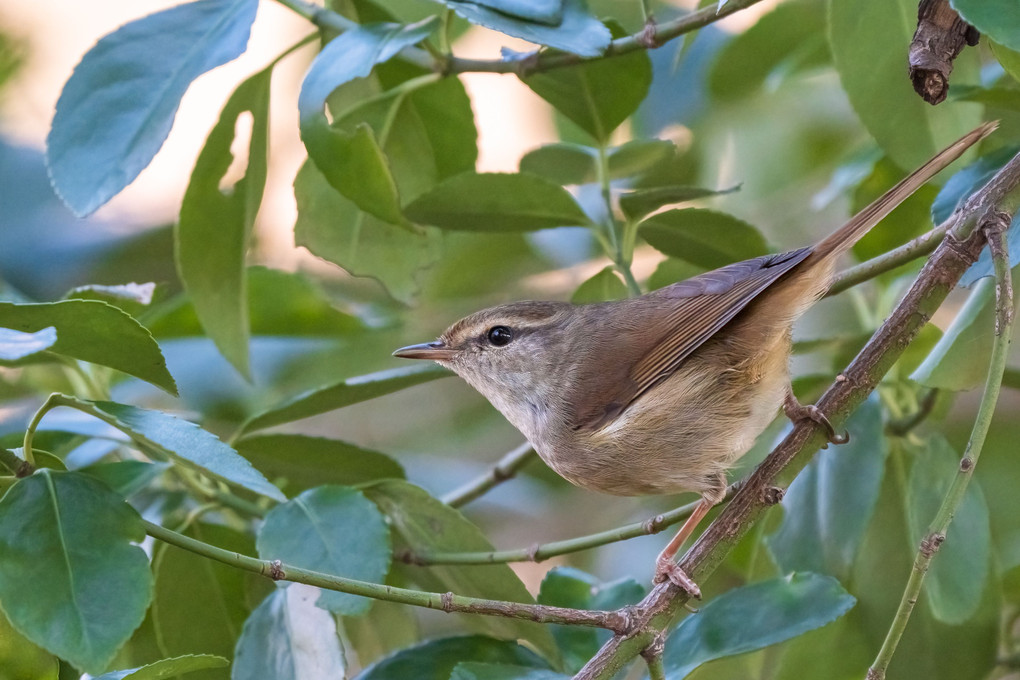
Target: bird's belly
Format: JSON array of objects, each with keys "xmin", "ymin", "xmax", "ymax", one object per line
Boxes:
[{"xmin": 539, "ymin": 350, "xmax": 789, "ymax": 498}]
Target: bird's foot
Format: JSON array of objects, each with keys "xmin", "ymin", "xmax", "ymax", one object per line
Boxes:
[
  {"xmin": 653, "ymin": 557, "xmax": 702, "ymax": 599},
  {"xmin": 783, "ymin": 395, "xmax": 849, "ymax": 445}
]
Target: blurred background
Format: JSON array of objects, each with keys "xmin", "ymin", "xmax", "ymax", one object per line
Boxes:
[{"xmin": 2, "ymin": 0, "xmax": 1020, "ymax": 676}]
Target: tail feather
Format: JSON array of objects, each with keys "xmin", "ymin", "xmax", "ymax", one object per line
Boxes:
[{"xmin": 811, "ymin": 121, "xmax": 998, "ymax": 261}]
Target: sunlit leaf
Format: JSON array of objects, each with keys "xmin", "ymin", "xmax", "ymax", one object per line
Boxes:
[
  {"xmin": 46, "ymin": 0, "xmax": 258, "ymax": 215},
  {"xmin": 93, "ymin": 655, "xmax": 228, "ymax": 680},
  {"xmin": 177, "ymin": 68, "xmax": 271, "ymax": 379},
  {"xmin": 0, "ymin": 471, "xmax": 151, "ymax": 674},
  {"xmin": 0, "ymin": 325, "xmax": 56, "ymax": 361}
]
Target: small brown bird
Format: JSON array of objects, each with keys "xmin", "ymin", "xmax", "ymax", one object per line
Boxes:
[{"xmin": 394, "ymin": 123, "xmax": 995, "ymax": 595}]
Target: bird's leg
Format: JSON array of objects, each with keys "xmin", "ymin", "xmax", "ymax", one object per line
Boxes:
[
  {"xmin": 652, "ymin": 496, "xmax": 715, "ymax": 598},
  {"xmin": 783, "ymin": 388, "xmax": 849, "ymax": 445}
]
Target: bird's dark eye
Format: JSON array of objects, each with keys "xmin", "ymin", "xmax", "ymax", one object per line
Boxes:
[{"xmin": 486, "ymin": 326, "xmax": 514, "ymax": 346}]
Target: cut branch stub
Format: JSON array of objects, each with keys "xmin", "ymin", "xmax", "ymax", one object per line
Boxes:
[{"xmin": 909, "ymin": 0, "xmax": 980, "ymax": 105}]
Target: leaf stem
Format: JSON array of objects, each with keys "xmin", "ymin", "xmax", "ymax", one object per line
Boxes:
[
  {"xmin": 22, "ymin": 393, "xmax": 64, "ymax": 468},
  {"xmin": 401, "ymin": 483, "xmax": 738, "ymax": 565},
  {"xmin": 866, "ymin": 210, "xmax": 1014, "ymax": 680},
  {"xmin": 441, "ymin": 443, "xmax": 536, "ymax": 508},
  {"xmin": 595, "ymin": 142, "xmax": 641, "ymax": 296},
  {"xmin": 142, "ymin": 519, "xmax": 633, "ymax": 633}
]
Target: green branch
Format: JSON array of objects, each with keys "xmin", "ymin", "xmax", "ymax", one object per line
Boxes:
[
  {"xmin": 143, "ymin": 520, "xmax": 633, "ymax": 634},
  {"xmin": 867, "ymin": 211, "xmax": 1014, "ymax": 680},
  {"xmin": 441, "ymin": 442, "xmax": 536, "ymax": 508},
  {"xmin": 405, "ymin": 483, "xmax": 738, "ymax": 565}
]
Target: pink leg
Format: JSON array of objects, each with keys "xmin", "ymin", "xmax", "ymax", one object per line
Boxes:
[{"xmin": 653, "ymin": 497, "xmax": 715, "ymax": 598}]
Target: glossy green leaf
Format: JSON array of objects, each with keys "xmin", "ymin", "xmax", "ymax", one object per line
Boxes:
[
  {"xmin": 664, "ymin": 573, "xmax": 855, "ymax": 678},
  {"xmin": 365, "ymin": 481, "xmax": 559, "ymax": 662},
  {"xmin": 911, "ymin": 276, "xmax": 1005, "ymax": 391},
  {"xmin": 152, "ymin": 523, "xmax": 257, "ymax": 673},
  {"xmin": 294, "ymin": 159, "xmax": 442, "ymax": 304},
  {"xmin": 257, "ymin": 485, "xmax": 391, "ymax": 615},
  {"xmin": 80, "ymin": 461, "xmax": 170, "ymax": 498},
  {"xmin": 829, "ymin": 0, "xmax": 975, "ymax": 170},
  {"xmin": 0, "ymin": 300, "xmax": 177, "ymax": 394},
  {"xmin": 524, "ymin": 25, "xmax": 650, "ymax": 141},
  {"xmin": 536, "ymin": 567, "xmax": 643, "ymax": 674},
  {"xmin": 240, "ymin": 363, "xmax": 451, "ymax": 434},
  {"xmin": 440, "ymin": 0, "xmax": 608, "ymax": 57},
  {"xmin": 298, "ymin": 19, "xmax": 437, "ymax": 224},
  {"xmin": 93, "ymin": 654, "xmax": 228, "ymax": 680},
  {"xmin": 66, "ymin": 282, "xmax": 157, "ymax": 318},
  {"xmin": 0, "ymin": 470, "xmax": 152, "ymax": 674},
  {"xmin": 709, "ymin": 0, "xmax": 828, "ymax": 101},
  {"xmin": 930, "ymin": 146, "xmax": 1020, "ymax": 286},
  {"xmin": 404, "ymin": 172, "xmax": 591, "ymax": 231},
  {"xmin": 355, "ymin": 635, "xmax": 548, "ymax": 680},
  {"xmin": 0, "ymin": 325, "xmax": 55, "ymax": 360},
  {"xmin": 638, "ymin": 208, "xmax": 768, "ymax": 268},
  {"xmin": 235, "ymin": 434, "xmax": 404, "ymax": 496},
  {"xmin": 619, "ymin": 185, "xmax": 739, "ymax": 223},
  {"xmin": 906, "ymin": 435, "xmax": 990, "ymax": 623},
  {"xmin": 952, "ymin": 0, "xmax": 1020, "ymax": 52},
  {"xmin": 606, "ymin": 139, "xmax": 677, "ymax": 179},
  {"xmin": 518, "ymin": 144, "xmax": 597, "ymax": 185},
  {"xmin": 450, "ymin": 663, "xmax": 569, "ymax": 680},
  {"xmin": 177, "ymin": 68, "xmax": 270, "ymax": 380},
  {"xmin": 70, "ymin": 398, "xmax": 285, "ymax": 502},
  {"xmin": 46, "ymin": 0, "xmax": 258, "ymax": 216},
  {"xmin": 232, "ymin": 586, "xmax": 345, "ymax": 680},
  {"xmin": 767, "ymin": 397, "xmax": 887, "ymax": 580},
  {"xmin": 570, "ymin": 266, "xmax": 628, "ymax": 303}
]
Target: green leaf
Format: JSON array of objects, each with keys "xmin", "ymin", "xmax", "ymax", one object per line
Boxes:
[
  {"xmin": 355, "ymin": 635, "xmax": 547, "ymax": 680},
  {"xmin": 523, "ymin": 24, "xmax": 650, "ymax": 142},
  {"xmin": 235, "ymin": 434, "xmax": 404, "ymax": 496},
  {"xmin": 0, "ymin": 593, "xmax": 59, "ymax": 680},
  {"xmin": 638, "ymin": 208, "xmax": 768, "ymax": 268},
  {"xmin": 365, "ymin": 481, "xmax": 559, "ymax": 662},
  {"xmin": 0, "ymin": 326, "xmax": 56, "ymax": 360},
  {"xmin": 257, "ymin": 485, "xmax": 391, "ymax": 615},
  {"xmin": 46, "ymin": 0, "xmax": 258, "ymax": 216},
  {"xmin": 911, "ymin": 276, "xmax": 1000, "ymax": 390},
  {"xmin": 450, "ymin": 663, "xmax": 569, "ymax": 680},
  {"xmin": 570, "ymin": 267, "xmax": 627, "ymax": 303},
  {"xmin": 647, "ymin": 258, "xmax": 705, "ymax": 292},
  {"xmin": 829, "ymin": 0, "xmax": 977, "ymax": 170},
  {"xmin": 0, "ymin": 300, "xmax": 177, "ymax": 395},
  {"xmin": 536, "ymin": 568, "xmax": 643, "ymax": 674},
  {"xmin": 80, "ymin": 461, "xmax": 171, "ymax": 498},
  {"xmin": 518, "ymin": 144, "xmax": 597, "ymax": 185},
  {"xmin": 240, "ymin": 363, "xmax": 451, "ymax": 434},
  {"xmin": 439, "ymin": 0, "xmax": 609, "ymax": 57},
  {"xmin": 606, "ymin": 139, "xmax": 678, "ymax": 179},
  {"xmin": 663, "ymin": 573, "xmax": 855, "ymax": 678},
  {"xmin": 232, "ymin": 586, "xmax": 346, "ymax": 680},
  {"xmin": 298, "ymin": 19, "xmax": 437, "ymax": 225},
  {"xmin": 906, "ymin": 435, "xmax": 990, "ymax": 624},
  {"xmin": 93, "ymin": 654, "xmax": 228, "ymax": 680},
  {"xmin": 294, "ymin": 159, "xmax": 442, "ymax": 304},
  {"xmin": 404, "ymin": 172, "xmax": 591, "ymax": 231},
  {"xmin": 991, "ymin": 40, "xmax": 1020, "ymax": 82},
  {"xmin": 952, "ymin": 0, "xmax": 1020, "ymax": 52},
  {"xmin": 451, "ymin": 0, "xmax": 562, "ymax": 24},
  {"xmin": 66, "ymin": 282, "xmax": 157, "ymax": 318},
  {"xmin": 68, "ymin": 398, "xmax": 285, "ymax": 502},
  {"xmin": 177, "ymin": 68, "xmax": 271, "ymax": 380},
  {"xmin": 767, "ymin": 397, "xmax": 887, "ymax": 580},
  {"xmin": 152, "ymin": 523, "xmax": 257, "ymax": 672},
  {"xmin": 930, "ymin": 147, "xmax": 1020, "ymax": 286},
  {"xmin": 0, "ymin": 470, "xmax": 152, "ymax": 674},
  {"xmin": 619, "ymin": 185, "xmax": 739, "ymax": 223},
  {"xmin": 708, "ymin": 0, "xmax": 828, "ymax": 102}
]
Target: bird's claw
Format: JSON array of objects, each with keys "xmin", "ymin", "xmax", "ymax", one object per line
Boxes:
[
  {"xmin": 654, "ymin": 557, "xmax": 702, "ymax": 599},
  {"xmin": 784, "ymin": 398, "xmax": 849, "ymax": 446}
]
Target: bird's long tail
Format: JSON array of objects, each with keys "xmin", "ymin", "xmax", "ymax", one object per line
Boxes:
[{"xmin": 810, "ymin": 121, "xmax": 998, "ymax": 261}]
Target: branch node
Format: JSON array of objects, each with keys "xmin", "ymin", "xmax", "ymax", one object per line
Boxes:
[
  {"xmin": 643, "ymin": 513, "xmax": 668, "ymax": 534},
  {"xmin": 268, "ymin": 560, "xmax": 285, "ymax": 581},
  {"xmin": 761, "ymin": 486, "xmax": 785, "ymax": 506},
  {"xmin": 640, "ymin": 628, "xmax": 666, "ymax": 662},
  {"xmin": 919, "ymin": 532, "xmax": 945, "ymax": 558},
  {"xmin": 959, "ymin": 456, "xmax": 974, "ymax": 472},
  {"xmin": 908, "ymin": 0, "xmax": 976, "ymax": 105},
  {"xmin": 441, "ymin": 591, "xmax": 455, "ymax": 612},
  {"xmin": 525, "ymin": 542, "xmax": 542, "ymax": 562},
  {"xmin": 638, "ymin": 18, "xmax": 660, "ymax": 49}
]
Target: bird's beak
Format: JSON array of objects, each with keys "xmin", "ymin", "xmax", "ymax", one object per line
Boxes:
[{"xmin": 392, "ymin": 340, "xmax": 456, "ymax": 361}]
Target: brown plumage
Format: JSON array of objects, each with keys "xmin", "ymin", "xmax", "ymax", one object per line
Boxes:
[{"xmin": 394, "ymin": 122, "xmax": 996, "ymax": 593}]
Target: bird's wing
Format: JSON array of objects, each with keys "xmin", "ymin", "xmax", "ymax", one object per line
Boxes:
[{"xmin": 568, "ymin": 247, "xmax": 812, "ymax": 433}]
